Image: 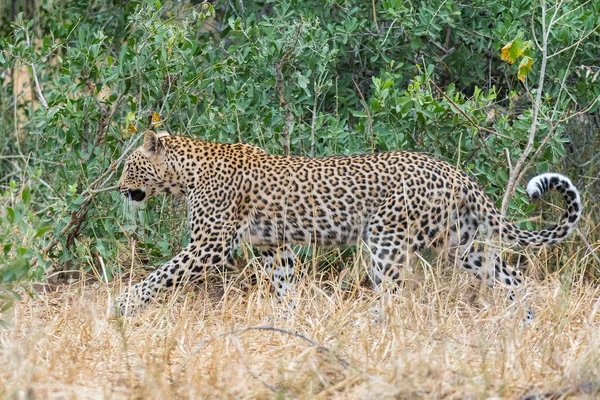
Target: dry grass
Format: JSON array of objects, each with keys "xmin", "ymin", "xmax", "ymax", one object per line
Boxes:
[{"xmin": 1, "ymin": 253, "xmax": 600, "ymax": 400}]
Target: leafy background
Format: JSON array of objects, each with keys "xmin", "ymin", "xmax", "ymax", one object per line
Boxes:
[{"xmin": 0, "ymin": 0, "xmax": 599, "ymax": 322}]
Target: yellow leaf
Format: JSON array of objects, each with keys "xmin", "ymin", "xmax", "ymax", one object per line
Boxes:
[
  {"xmin": 128, "ymin": 124, "xmax": 138, "ymax": 134},
  {"xmin": 518, "ymin": 56, "xmax": 533, "ymax": 83},
  {"xmin": 501, "ymin": 42, "xmax": 514, "ymax": 64},
  {"xmin": 151, "ymin": 112, "xmax": 163, "ymax": 127},
  {"xmin": 501, "ymin": 37, "xmax": 533, "ymax": 65}
]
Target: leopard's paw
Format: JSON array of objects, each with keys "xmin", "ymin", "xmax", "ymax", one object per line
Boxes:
[{"xmin": 112, "ymin": 291, "xmax": 145, "ymax": 317}]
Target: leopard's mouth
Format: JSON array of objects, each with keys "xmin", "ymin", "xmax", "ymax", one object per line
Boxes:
[{"xmin": 126, "ymin": 189, "xmax": 146, "ymax": 203}]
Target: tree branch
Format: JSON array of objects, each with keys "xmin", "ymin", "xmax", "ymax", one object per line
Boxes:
[{"xmin": 500, "ymin": 0, "xmax": 551, "ymax": 216}]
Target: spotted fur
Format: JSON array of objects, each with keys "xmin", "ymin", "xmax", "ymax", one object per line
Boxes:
[{"xmin": 115, "ymin": 131, "xmax": 581, "ymax": 317}]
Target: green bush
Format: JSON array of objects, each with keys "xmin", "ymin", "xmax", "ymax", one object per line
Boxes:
[{"xmin": 0, "ymin": 0, "xmax": 598, "ymax": 319}]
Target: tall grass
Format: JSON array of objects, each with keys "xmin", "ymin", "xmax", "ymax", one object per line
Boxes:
[{"xmin": 1, "ymin": 241, "xmax": 599, "ymax": 399}]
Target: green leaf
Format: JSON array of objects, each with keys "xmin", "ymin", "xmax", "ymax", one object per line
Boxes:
[
  {"xmin": 35, "ymin": 226, "xmax": 52, "ymax": 238},
  {"xmin": 350, "ymin": 110, "xmax": 368, "ymax": 118},
  {"xmin": 297, "ymin": 73, "xmax": 309, "ymax": 89},
  {"xmin": 22, "ymin": 188, "xmax": 31, "ymax": 204},
  {"xmin": 395, "ymin": 98, "xmax": 413, "ymax": 115},
  {"xmin": 6, "ymin": 208, "xmax": 14, "ymax": 224},
  {"xmin": 409, "ymin": 37, "xmax": 422, "ymax": 50},
  {"xmin": 421, "ymin": 109, "xmax": 435, "ymax": 119},
  {"xmin": 1, "ymin": 300, "xmax": 14, "ymax": 313}
]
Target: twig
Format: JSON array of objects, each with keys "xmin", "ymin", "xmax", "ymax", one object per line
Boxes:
[
  {"xmin": 556, "ymin": 95, "xmax": 600, "ymax": 125},
  {"xmin": 173, "ymin": 325, "xmax": 354, "ymax": 385},
  {"xmin": 310, "ymin": 83, "xmax": 321, "ymax": 157},
  {"xmin": 30, "ymin": 197, "xmax": 93, "ymax": 266},
  {"xmin": 578, "ymin": 150, "xmax": 600, "ymax": 168},
  {"xmin": 531, "ymin": 8, "xmax": 543, "ymax": 51},
  {"xmin": 351, "ymin": 77, "xmax": 374, "ymax": 152},
  {"xmin": 231, "ymin": 335, "xmax": 277, "ymax": 393},
  {"xmin": 273, "ymin": 23, "xmax": 303, "ymax": 155},
  {"xmin": 85, "ymin": 133, "xmax": 144, "ymax": 196},
  {"xmin": 88, "ymin": 185, "xmax": 118, "ymax": 194},
  {"xmin": 577, "ymin": 229, "xmax": 600, "ymax": 267},
  {"xmin": 548, "ymin": 23, "xmax": 600, "ymax": 59},
  {"xmin": 24, "ymin": 29, "xmax": 48, "ymax": 109},
  {"xmin": 547, "ymin": 29, "xmax": 582, "ymax": 122},
  {"xmin": 429, "ymin": 80, "xmax": 498, "ymax": 161},
  {"xmin": 429, "ymin": 81, "xmax": 499, "ymax": 137},
  {"xmin": 514, "ymin": 124, "xmax": 557, "ymax": 188},
  {"xmin": 371, "ymin": 0, "xmax": 379, "ymax": 31},
  {"xmin": 83, "ymin": 68, "xmax": 108, "ymax": 158},
  {"xmin": 12, "ymin": 77, "xmax": 22, "ymax": 156},
  {"xmin": 504, "ymin": 148, "xmax": 512, "ymax": 175}
]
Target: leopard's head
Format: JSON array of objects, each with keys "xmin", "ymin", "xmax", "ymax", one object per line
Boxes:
[{"xmin": 118, "ymin": 130, "xmax": 172, "ymax": 205}]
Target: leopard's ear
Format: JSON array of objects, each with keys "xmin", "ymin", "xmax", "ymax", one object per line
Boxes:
[
  {"xmin": 156, "ymin": 130, "xmax": 170, "ymax": 139},
  {"xmin": 142, "ymin": 130, "xmax": 161, "ymax": 156}
]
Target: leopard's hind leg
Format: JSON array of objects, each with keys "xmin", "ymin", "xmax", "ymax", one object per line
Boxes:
[
  {"xmin": 445, "ymin": 209, "xmax": 533, "ymax": 323},
  {"xmin": 257, "ymin": 245, "xmax": 296, "ymax": 310}
]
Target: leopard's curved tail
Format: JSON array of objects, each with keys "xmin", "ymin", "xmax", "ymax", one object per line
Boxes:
[{"xmin": 484, "ymin": 173, "xmax": 581, "ymax": 248}]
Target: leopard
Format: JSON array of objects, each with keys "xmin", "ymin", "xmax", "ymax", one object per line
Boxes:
[{"xmin": 114, "ymin": 130, "xmax": 581, "ymax": 320}]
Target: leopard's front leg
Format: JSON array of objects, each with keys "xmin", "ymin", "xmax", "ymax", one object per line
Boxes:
[
  {"xmin": 114, "ymin": 185, "xmax": 245, "ymax": 316},
  {"xmin": 115, "ymin": 228, "xmax": 241, "ymax": 316},
  {"xmin": 114, "ymin": 245, "xmax": 200, "ymax": 316}
]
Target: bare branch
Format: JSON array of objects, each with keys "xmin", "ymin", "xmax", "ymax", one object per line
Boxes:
[
  {"xmin": 24, "ymin": 29, "xmax": 48, "ymax": 109},
  {"xmin": 552, "ymin": 0, "xmax": 592, "ymax": 25},
  {"xmin": 557, "ymin": 95, "xmax": 600, "ymax": 125},
  {"xmin": 531, "ymin": 8, "xmax": 543, "ymax": 51},
  {"xmin": 549, "ymin": 31, "xmax": 582, "ymax": 122},
  {"xmin": 504, "ymin": 148, "xmax": 512, "ymax": 175},
  {"xmin": 546, "ymin": 0, "xmax": 565, "ymax": 32},
  {"xmin": 88, "ymin": 185, "xmax": 118, "ymax": 194},
  {"xmin": 548, "ymin": 23, "xmax": 600, "ymax": 59},
  {"xmin": 173, "ymin": 325, "xmax": 357, "ymax": 386},
  {"xmin": 577, "ymin": 149, "xmax": 600, "ymax": 168}
]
